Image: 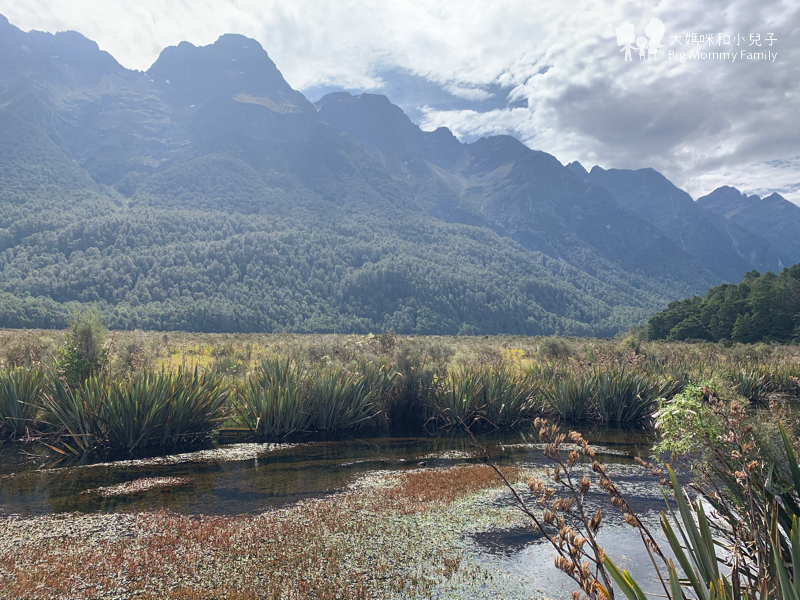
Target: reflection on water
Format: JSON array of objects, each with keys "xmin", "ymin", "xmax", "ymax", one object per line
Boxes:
[{"xmin": 0, "ymin": 423, "xmax": 657, "ymax": 516}]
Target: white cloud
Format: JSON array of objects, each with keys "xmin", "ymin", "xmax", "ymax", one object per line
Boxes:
[{"xmin": 2, "ymin": 0, "xmax": 798, "ymax": 203}]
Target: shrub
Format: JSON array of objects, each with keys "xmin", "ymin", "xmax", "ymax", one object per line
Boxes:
[{"xmin": 55, "ymin": 308, "xmax": 108, "ymax": 388}]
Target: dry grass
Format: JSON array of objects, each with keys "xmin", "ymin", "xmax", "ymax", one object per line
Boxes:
[
  {"xmin": 0, "ymin": 465, "xmax": 515, "ymax": 600},
  {"xmin": 2, "ymin": 328, "xmax": 797, "ymax": 376}
]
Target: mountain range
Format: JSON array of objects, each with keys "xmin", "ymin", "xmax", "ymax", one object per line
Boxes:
[{"xmin": 0, "ymin": 14, "xmax": 795, "ymax": 335}]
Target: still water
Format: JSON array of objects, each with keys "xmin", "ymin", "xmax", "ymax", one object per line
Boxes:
[{"xmin": 0, "ymin": 424, "xmax": 659, "ymax": 516}]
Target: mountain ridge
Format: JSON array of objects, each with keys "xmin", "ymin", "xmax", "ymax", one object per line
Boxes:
[
  {"xmin": 696, "ymin": 186, "xmax": 800, "ymax": 263},
  {"xmin": 0, "ymin": 15, "xmax": 792, "ymax": 335}
]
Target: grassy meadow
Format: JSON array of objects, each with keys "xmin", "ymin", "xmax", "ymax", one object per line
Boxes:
[{"xmin": 0, "ymin": 325, "xmax": 798, "ymax": 452}]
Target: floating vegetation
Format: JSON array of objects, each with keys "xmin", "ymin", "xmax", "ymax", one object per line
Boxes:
[
  {"xmin": 0, "ymin": 464, "xmax": 523, "ymax": 599},
  {"xmin": 81, "ymin": 477, "xmax": 190, "ymax": 497}
]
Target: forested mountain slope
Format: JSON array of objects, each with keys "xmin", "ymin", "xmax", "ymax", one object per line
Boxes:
[
  {"xmin": 647, "ymin": 264, "xmax": 800, "ymax": 343},
  {"xmin": 0, "ymin": 14, "xmax": 759, "ymax": 334}
]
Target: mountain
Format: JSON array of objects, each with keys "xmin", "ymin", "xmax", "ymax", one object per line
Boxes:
[
  {"xmin": 0, "ymin": 14, "xmax": 757, "ymax": 335},
  {"xmin": 582, "ymin": 166, "xmax": 790, "ymax": 282},
  {"xmin": 696, "ymin": 186, "xmax": 800, "ymax": 264},
  {"xmin": 315, "ymin": 92, "xmax": 717, "ymax": 292}
]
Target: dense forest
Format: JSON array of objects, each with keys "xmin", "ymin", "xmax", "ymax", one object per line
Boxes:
[
  {"xmin": 647, "ymin": 263, "xmax": 800, "ymax": 343},
  {"xmin": 0, "ymin": 195, "xmax": 667, "ymax": 335}
]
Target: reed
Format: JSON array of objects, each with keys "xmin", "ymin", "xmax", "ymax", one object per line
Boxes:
[{"xmin": 0, "ymin": 367, "xmax": 45, "ymax": 438}]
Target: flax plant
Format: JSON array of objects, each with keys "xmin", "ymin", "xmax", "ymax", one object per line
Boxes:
[
  {"xmin": 0, "ymin": 367, "xmax": 44, "ymax": 438},
  {"xmin": 236, "ymin": 358, "xmax": 311, "ymax": 438}
]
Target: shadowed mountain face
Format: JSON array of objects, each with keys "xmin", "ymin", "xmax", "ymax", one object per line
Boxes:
[
  {"xmin": 316, "ymin": 92, "xmax": 717, "ymax": 291},
  {"xmin": 584, "ymin": 167, "xmax": 790, "ymax": 282},
  {"xmin": 697, "ymin": 186, "xmax": 800, "ymax": 264},
  {"xmin": 0, "ymin": 14, "xmax": 769, "ymax": 335}
]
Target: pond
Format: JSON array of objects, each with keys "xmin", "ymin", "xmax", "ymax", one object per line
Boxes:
[{"xmin": 0, "ymin": 424, "xmax": 675, "ymax": 599}]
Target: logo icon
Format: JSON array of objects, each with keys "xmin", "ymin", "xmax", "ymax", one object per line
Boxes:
[{"xmin": 617, "ymin": 19, "xmax": 665, "ymax": 61}]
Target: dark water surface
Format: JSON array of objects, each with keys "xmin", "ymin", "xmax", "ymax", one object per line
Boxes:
[{"xmin": 0, "ymin": 423, "xmax": 658, "ymax": 516}]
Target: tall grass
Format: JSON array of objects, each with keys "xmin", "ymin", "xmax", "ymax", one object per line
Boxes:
[
  {"xmin": 427, "ymin": 368, "xmax": 485, "ymax": 427},
  {"xmin": 309, "ymin": 363, "xmax": 394, "ymax": 431},
  {"xmin": 0, "ymin": 368, "xmax": 44, "ymax": 438},
  {"xmin": 237, "ymin": 359, "xmax": 396, "ymax": 438},
  {"xmin": 730, "ymin": 365, "xmax": 777, "ymax": 401},
  {"xmin": 591, "ymin": 367, "xmax": 671, "ymax": 423},
  {"xmin": 236, "ymin": 358, "xmax": 310, "ymax": 438},
  {"xmin": 544, "ymin": 374, "xmax": 593, "ymax": 422},
  {"xmin": 427, "ymin": 367, "xmax": 537, "ymax": 428},
  {"xmin": 483, "ymin": 367, "xmax": 540, "ymax": 426},
  {"xmin": 40, "ymin": 369, "xmax": 231, "ymax": 453}
]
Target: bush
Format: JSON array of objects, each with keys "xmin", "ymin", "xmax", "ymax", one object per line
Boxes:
[{"xmin": 55, "ymin": 308, "xmax": 108, "ymax": 388}]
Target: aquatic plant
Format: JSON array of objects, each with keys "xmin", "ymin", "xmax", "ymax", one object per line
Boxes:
[
  {"xmin": 0, "ymin": 367, "xmax": 44, "ymax": 438},
  {"xmin": 482, "ymin": 367, "xmax": 539, "ymax": 426},
  {"xmin": 309, "ymin": 363, "xmax": 393, "ymax": 431},
  {"xmin": 426, "ymin": 367, "xmax": 484, "ymax": 427},
  {"xmin": 591, "ymin": 367, "xmax": 669, "ymax": 423},
  {"xmin": 426, "ymin": 366, "xmax": 540, "ymax": 428},
  {"xmin": 730, "ymin": 364, "xmax": 776, "ymax": 401}
]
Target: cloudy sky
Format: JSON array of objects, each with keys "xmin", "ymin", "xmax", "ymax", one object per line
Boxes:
[{"xmin": 3, "ymin": 0, "xmax": 798, "ymax": 203}]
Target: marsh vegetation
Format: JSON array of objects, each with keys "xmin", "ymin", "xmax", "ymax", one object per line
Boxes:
[{"xmin": 0, "ymin": 316, "xmax": 798, "ymax": 452}]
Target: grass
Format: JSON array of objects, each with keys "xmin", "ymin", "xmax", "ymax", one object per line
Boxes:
[
  {"xmin": 236, "ymin": 358, "xmax": 311, "ymax": 438},
  {"xmin": 0, "ymin": 367, "xmax": 44, "ymax": 438},
  {"xmin": 427, "ymin": 366, "xmax": 539, "ymax": 428},
  {"xmin": 591, "ymin": 366, "xmax": 674, "ymax": 423},
  {"xmin": 236, "ymin": 359, "xmax": 395, "ymax": 439},
  {"xmin": 545, "ymin": 372, "xmax": 593, "ymax": 421}
]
